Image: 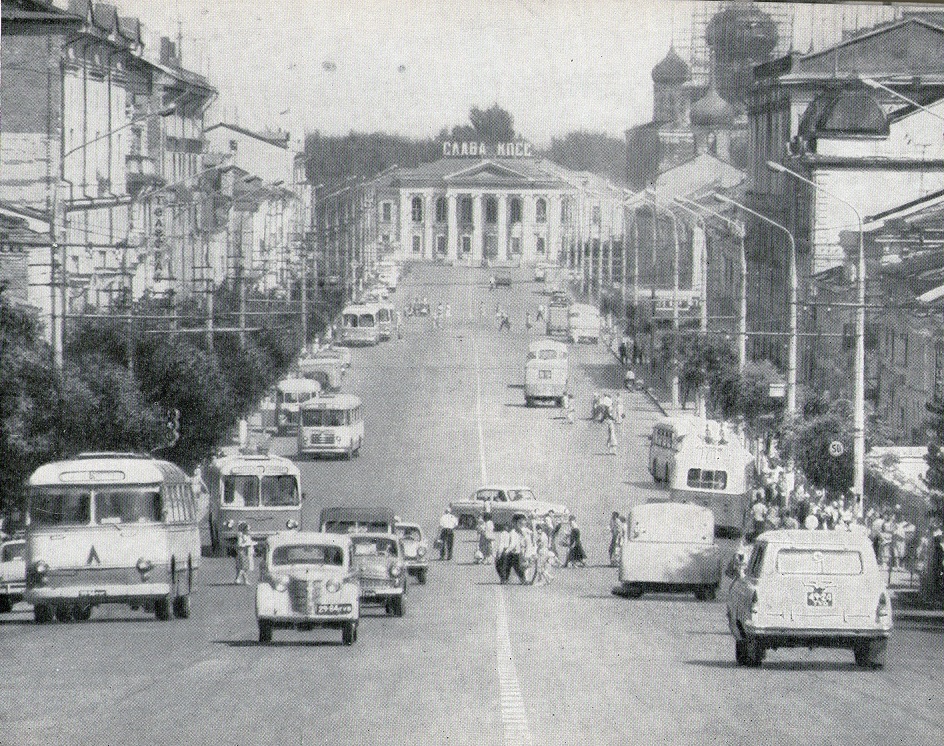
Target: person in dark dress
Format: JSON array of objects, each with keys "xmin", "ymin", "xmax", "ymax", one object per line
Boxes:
[{"xmin": 564, "ymin": 515, "xmax": 586, "ymax": 568}]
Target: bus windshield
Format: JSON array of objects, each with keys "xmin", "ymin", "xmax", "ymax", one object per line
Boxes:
[
  {"xmin": 343, "ymin": 313, "xmax": 359, "ymax": 327},
  {"xmin": 358, "ymin": 314, "xmax": 375, "ymax": 327},
  {"xmin": 301, "ymin": 408, "xmax": 350, "ymax": 427},
  {"xmin": 95, "ymin": 487, "xmax": 162, "ymax": 524},
  {"xmin": 29, "ymin": 487, "xmax": 92, "ymax": 527},
  {"xmin": 29, "ymin": 486, "xmax": 162, "ymax": 526},
  {"xmin": 260, "ymin": 475, "xmax": 299, "ymax": 506}
]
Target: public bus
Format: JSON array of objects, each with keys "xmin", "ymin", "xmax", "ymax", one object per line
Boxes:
[
  {"xmin": 298, "ymin": 352, "xmax": 344, "ymax": 392},
  {"xmin": 648, "ymin": 417, "xmax": 755, "ymax": 536},
  {"xmin": 205, "ymin": 451, "xmax": 302, "ymax": 555},
  {"xmin": 297, "ymin": 394, "xmax": 364, "ymax": 459},
  {"xmin": 377, "ymin": 301, "xmax": 397, "ymax": 341},
  {"xmin": 274, "ymin": 377, "xmax": 321, "ymax": 435},
  {"xmin": 340, "ymin": 303, "xmax": 381, "ymax": 346},
  {"xmin": 24, "ymin": 453, "xmax": 201, "ymax": 623},
  {"xmin": 524, "ymin": 339, "xmax": 569, "ymax": 407}
]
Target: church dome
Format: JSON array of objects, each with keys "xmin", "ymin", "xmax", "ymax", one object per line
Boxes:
[
  {"xmin": 690, "ymin": 85, "xmax": 736, "ymax": 127},
  {"xmin": 705, "ymin": 4, "xmax": 778, "ymax": 62},
  {"xmin": 652, "ymin": 47, "xmax": 691, "ymax": 85}
]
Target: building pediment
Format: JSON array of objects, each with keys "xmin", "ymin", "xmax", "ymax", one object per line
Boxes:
[{"xmin": 444, "ymin": 160, "xmax": 536, "ymax": 185}]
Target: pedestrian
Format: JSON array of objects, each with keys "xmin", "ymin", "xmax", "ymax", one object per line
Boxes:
[
  {"xmin": 564, "ymin": 515, "xmax": 586, "ymax": 568},
  {"xmin": 608, "ymin": 511, "xmax": 622, "ymax": 566},
  {"xmin": 618, "ymin": 339, "xmax": 627, "ymax": 366},
  {"xmin": 536, "ymin": 305, "xmax": 545, "ymax": 323},
  {"xmin": 396, "ymin": 309, "xmax": 403, "ymax": 340},
  {"xmin": 499, "ymin": 312, "xmax": 511, "ymax": 331},
  {"xmin": 605, "ymin": 409, "xmax": 619, "ymax": 455},
  {"xmin": 533, "ymin": 526, "xmax": 555, "ymax": 586},
  {"xmin": 494, "ymin": 527, "xmax": 512, "ymax": 583},
  {"xmin": 483, "ymin": 513, "xmax": 495, "ymax": 562},
  {"xmin": 624, "ymin": 367, "xmax": 636, "ymax": 390},
  {"xmin": 504, "ymin": 516, "xmax": 529, "ymax": 584},
  {"xmin": 445, "ymin": 303, "xmax": 452, "ymax": 320},
  {"xmin": 234, "ymin": 522, "xmax": 254, "ymax": 585},
  {"xmin": 750, "ymin": 496, "xmax": 768, "ymax": 539},
  {"xmin": 525, "ymin": 312, "xmax": 532, "ymax": 331},
  {"xmin": 479, "ymin": 300, "xmax": 485, "ymax": 319},
  {"xmin": 563, "ymin": 391, "xmax": 575, "ymax": 425},
  {"xmin": 615, "ymin": 395, "xmax": 625, "ymax": 424},
  {"xmin": 438, "ymin": 508, "xmax": 458, "ymax": 561}
]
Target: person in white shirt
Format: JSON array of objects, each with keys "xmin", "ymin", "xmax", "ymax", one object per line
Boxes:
[{"xmin": 438, "ymin": 509, "xmax": 459, "ymax": 560}]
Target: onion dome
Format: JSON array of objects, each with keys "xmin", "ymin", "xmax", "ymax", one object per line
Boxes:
[
  {"xmin": 690, "ymin": 85, "xmax": 736, "ymax": 128},
  {"xmin": 652, "ymin": 47, "xmax": 691, "ymax": 85},
  {"xmin": 798, "ymin": 87, "xmax": 889, "ymax": 138}
]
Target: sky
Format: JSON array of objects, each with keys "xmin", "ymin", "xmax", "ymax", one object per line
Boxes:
[{"xmin": 111, "ymin": 1, "xmax": 901, "ymax": 148}]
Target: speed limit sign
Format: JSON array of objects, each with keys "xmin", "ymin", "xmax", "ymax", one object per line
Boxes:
[{"xmin": 829, "ymin": 440, "xmax": 844, "ymax": 457}]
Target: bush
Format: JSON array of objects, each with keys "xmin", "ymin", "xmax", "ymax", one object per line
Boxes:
[{"xmin": 793, "ymin": 412, "xmax": 854, "ymax": 495}]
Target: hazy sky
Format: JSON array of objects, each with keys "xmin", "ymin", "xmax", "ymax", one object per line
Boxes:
[{"xmin": 112, "ymin": 1, "xmax": 896, "ymax": 147}]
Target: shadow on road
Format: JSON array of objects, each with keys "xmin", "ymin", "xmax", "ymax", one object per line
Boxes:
[
  {"xmin": 580, "ymin": 362, "xmax": 624, "ymax": 390},
  {"xmin": 686, "ymin": 658, "xmax": 862, "ymax": 672},
  {"xmin": 216, "ymin": 639, "xmax": 344, "ymax": 648}
]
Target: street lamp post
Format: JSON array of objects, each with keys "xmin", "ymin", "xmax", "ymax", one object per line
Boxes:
[{"xmin": 767, "ymin": 160, "xmax": 865, "ymax": 516}]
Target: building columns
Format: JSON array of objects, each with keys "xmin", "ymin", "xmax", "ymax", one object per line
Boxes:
[
  {"xmin": 424, "ymin": 193, "xmax": 434, "ymax": 260},
  {"xmin": 399, "ymin": 191, "xmax": 411, "ymax": 259},
  {"xmin": 472, "ymin": 192, "xmax": 484, "ymax": 265},
  {"xmin": 497, "ymin": 193, "xmax": 508, "ymax": 262},
  {"xmin": 447, "ymin": 194, "xmax": 459, "ymax": 263}
]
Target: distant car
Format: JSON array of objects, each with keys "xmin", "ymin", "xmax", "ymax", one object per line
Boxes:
[
  {"xmin": 395, "ymin": 522, "xmax": 429, "ymax": 584},
  {"xmin": 350, "ymin": 533, "xmax": 406, "ymax": 616},
  {"xmin": 726, "ymin": 529, "xmax": 892, "ymax": 668},
  {"xmin": 618, "ymin": 503, "xmax": 722, "ymax": 600},
  {"xmin": 494, "ymin": 270, "xmax": 513, "ymax": 287},
  {"xmin": 324, "ymin": 274, "xmax": 342, "ymax": 287},
  {"xmin": 0, "ymin": 538, "xmax": 25, "ymax": 614},
  {"xmin": 255, "ymin": 531, "xmax": 360, "ymax": 645},
  {"xmin": 449, "ymin": 485, "xmax": 570, "ymax": 530}
]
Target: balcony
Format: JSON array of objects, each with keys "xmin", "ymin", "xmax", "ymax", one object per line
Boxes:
[{"xmin": 126, "ymin": 154, "xmax": 163, "ymax": 197}]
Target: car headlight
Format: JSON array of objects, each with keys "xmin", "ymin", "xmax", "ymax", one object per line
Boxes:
[
  {"xmin": 286, "ymin": 519, "xmax": 299, "ymax": 530},
  {"xmin": 325, "ymin": 579, "xmax": 341, "ymax": 593},
  {"xmin": 136, "ymin": 558, "xmax": 153, "ymax": 573},
  {"xmin": 388, "ymin": 562, "xmax": 403, "ymax": 578},
  {"xmin": 416, "ymin": 546, "xmax": 427, "ymax": 558},
  {"xmin": 273, "ymin": 577, "xmax": 289, "ymax": 592}
]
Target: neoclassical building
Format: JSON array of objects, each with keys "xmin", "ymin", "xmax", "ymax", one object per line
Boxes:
[{"xmin": 365, "ymin": 154, "xmax": 623, "ymax": 266}]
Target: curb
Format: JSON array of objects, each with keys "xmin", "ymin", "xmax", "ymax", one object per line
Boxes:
[{"xmin": 604, "ymin": 339, "xmax": 668, "ymax": 417}]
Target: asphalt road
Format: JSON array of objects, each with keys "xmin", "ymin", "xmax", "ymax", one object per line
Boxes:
[{"xmin": 2, "ymin": 263, "xmax": 943, "ymax": 746}]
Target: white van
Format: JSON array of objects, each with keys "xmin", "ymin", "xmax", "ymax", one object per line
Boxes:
[{"xmin": 568, "ymin": 303, "xmax": 600, "ymax": 344}]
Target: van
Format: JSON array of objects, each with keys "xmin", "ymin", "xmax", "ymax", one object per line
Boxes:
[
  {"xmin": 568, "ymin": 303, "xmax": 600, "ymax": 344},
  {"xmin": 524, "ymin": 339, "xmax": 568, "ymax": 407}
]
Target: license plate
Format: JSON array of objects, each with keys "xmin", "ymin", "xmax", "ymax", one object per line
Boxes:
[
  {"xmin": 806, "ymin": 587, "xmax": 833, "ymax": 607},
  {"xmin": 316, "ymin": 603, "xmax": 352, "ymax": 615},
  {"xmin": 78, "ymin": 589, "xmax": 107, "ymax": 597}
]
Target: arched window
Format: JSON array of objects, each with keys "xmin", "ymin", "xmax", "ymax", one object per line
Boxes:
[
  {"xmin": 435, "ymin": 196, "xmax": 448, "ymax": 223},
  {"xmin": 509, "ymin": 197, "xmax": 522, "ymax": 224},
  {"xmin": 485, "ymin": 196, "xmax": 498, "ymax": 224},
  {"xmin": 535, "ymin": 197, "xmax": 547, "ymax": 224},
  {"xmin": 411, "ymin": 196, "xmax": 423, "ymax": 223}
]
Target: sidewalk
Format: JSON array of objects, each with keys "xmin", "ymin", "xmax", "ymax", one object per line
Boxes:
[{"xmin": 603, "ymin": 334, "xmax": 693, "ymax": 419}]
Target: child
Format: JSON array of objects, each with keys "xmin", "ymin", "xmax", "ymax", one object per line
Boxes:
[{"xmin": 234, "ymin": 523, "xmax": 255, "ymax": 585}]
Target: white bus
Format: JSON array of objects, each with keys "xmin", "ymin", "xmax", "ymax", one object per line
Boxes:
[
  {"xmin": 274, "ymin": 377, "xmax": 322, "ymax": 435},
  {"xmin": 205, "ymin": 451, "xmax": 302, "ymax": 555},
  {"xmin": 568, "ymin": 303, "xmax": 601, "ymax": 344},
  {"xmin": 377, "ymin": 302, "xmax": 397, "ymax": 341},
  {"xmin": 24, "ymin": 453, "xmax": 201, "ymax": 623},
  {"xmin": 298, "ymin": 394, "xmax": 364, "ymax": 459},
  {"xmin": 340, "ymin": 303, "xmax": 381, "ymax": 346}
]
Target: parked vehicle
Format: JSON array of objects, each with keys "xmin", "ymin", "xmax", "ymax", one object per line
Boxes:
[
  {"xmin": 340, "ymin": 303, "xmax": 381, "ymax": 346},
  {"xmin": 546, "ymin": 300, "xmax": 571, "ymax": 338},
  {"xmin": 297, "ymin": 394, "xmax": 364, "ymax": 459},
  {"xmin": 727, "ymin": 529, "xmax": 892, "ymax": 668},
  {"xmin": 0, "ymin": 538, "xmax": 26, "ymax": 613},
  {"xmin": 449, "ymin": 485, "xmax": 570, "ymax": 530},
  {"xmin": 274, "ymin": 377, "xmax": 321, "ymax": 436},
  {"xmin": 377, "ymin": 301, "xmax": 397, "ymax": 340},
  {"xmin": 319, "ymin": 506, "xmax": 397, "ymax": 534},
  {"xmin": 255, "ymin": 531, "xmax": 360, "ymax": 645},
  {"xmin": 350, "ymin": 532, "xmax": 406, "ymax": 617},
  {"xmin": 524, "ymin": 339, "xmax": 568, "ymax": 407},
  {"xmin": 205, "ymin": 451, "xmax": 302, "ymax": 555},
  {"xmin": 618, "ymin": 503, "xmax": 721, "ymax": 600},
  {"xmin": 493, "ymin": 269, "xmax": 513, "ymax": 287},
  {"xmin": 394, "ymin": 522, "xmax": 429, "ymax": 584},
  {"xmin": 25, "ymin": 453, "xmax": 200, "ymax": 623},
  {"xmin": 568, "ymin": 303, "xmax": 600, "ymax": 344},
  {"xmin": 298, "ymin": 352, "xmax": 344, "ymax": 393}
]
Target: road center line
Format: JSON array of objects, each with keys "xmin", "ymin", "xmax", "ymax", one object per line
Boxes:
[
  {"xmin": 494, "ymin": 586, "xmax": 535, "ymax": 746},
  {"xmin": 472, "ymin": 330, "xmax": 489, "ymax": 485}
]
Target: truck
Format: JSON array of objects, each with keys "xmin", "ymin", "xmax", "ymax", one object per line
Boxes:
[{"xmin": 546, "ymin": 301, "xmax": 570, "ymax": 338}]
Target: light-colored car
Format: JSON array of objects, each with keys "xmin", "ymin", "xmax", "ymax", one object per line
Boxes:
[
  {"xmin": 618, "ymin": 503, "xmax": 722, "ymax": 600},
  {"xmin": 350, "ymin": 533, "xmax": 407, "ymax": 617},
  {"xmin": 395, "ymin": 522, "xmax": 429, "ymax": 585},
  {"xmin": 449, "ymin": 485, "xmax": 570, "ymax": 530},
  {"xmin": 726, "ymin": 529, "xmax": 892, "ymax": 668},
  {"xmin": 0, "ymin": 538, "xmax": 26, "ymax": 614},
  {"xmin": 255, "ymin": 532, "xmax": 360, "ymax": 645}
]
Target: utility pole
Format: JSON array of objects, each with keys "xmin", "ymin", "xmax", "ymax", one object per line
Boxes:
[{"xmin": 670, "ymin": 212, "xmax": 680, "ymax": 411}]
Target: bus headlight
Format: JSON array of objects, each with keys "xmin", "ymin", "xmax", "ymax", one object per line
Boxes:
[
  {"xmin": 388, "ymin": 562, "xmax": 403, "ymax": 578},
  {"xmin": 416, "ymin": 546, "xmax": 427, "ymax": 558},
  {"xmin": 273, "ymin": 577, "xmax": 289, "ymax": 593},
  {"xmin": 325, "ymin": 579, "xmax": 341, "ymax": 593},
  {"xmin": 29, "ymin": 560, "xmax": 49, "ymax": 585},
  {"xmin": 136, "ymin": 558, "xmax": 153, "ymax": 573},
  {"xmin": 286, "ymin": 519, "xmax": 300, "ymax": 530}
]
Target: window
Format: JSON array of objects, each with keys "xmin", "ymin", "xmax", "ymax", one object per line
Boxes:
[
  {"xmin": 435, "ymin": 196, "xmax": 448, "ymax": 223},
  {"xmin": 411, "ymin": 196, "xmax": 423, "ymax": 223},
  {"xmin": 510, "ymin": 197, "xmax": 522, "ymax": 224},
  {"xmin": 29, "ymin": 487, "xmax": 92, "ymax": 527},
  {"xmin": 686, "ymin": 469, "xmax": 727, "ymax": 490},
  {"xmin": 462, "ymin": 235, "xmax": 472, "ymax": 254},
  {"xmin": 561, "ymin": 199, "xmax": 569, "ymax": 223},
  {"xmin": 775, "ymin": 549, "xmax": 863, "ymax": 576},
  {"xmin": 485, "ymin": 197, "xmax": 498, "ymax": 224},
  {"xmin": 536, "ymin": 197, "xmax": 547, "ymax": 223},
  {"xmin": 460, "ymin": 197, "xmax": 473, "ymax": 223},
  {"xmin": 536, "ymin": 236, "xmax": 545, "ymax": 254},
  {"xmin": 260, "ymin": 475, "xmax": 300, "ymax": 506},
  {"xmin": 510, "ymin": 237, "xmax": 521, "ymax": 255},
  {"xmin": 412, "ymin": 235, "xmax": 422, "ymax": 254},
  {"xmin": 223, "ymin": 475, "xmax": 259, "ymax": 507},
  {"xmin": 382, "ymin": 202, "xmax": 392, "ymax": 222},
  {"xmin": 95, "ymin": 487, "xmax": 162, "ymax": 524},
  {"xmin": 437, "ymin": 235, "xmax": 447, "ymax": 255},
  {"xmin": 272, "ymin": 544, "xmax": 343, "ymax": 566}
]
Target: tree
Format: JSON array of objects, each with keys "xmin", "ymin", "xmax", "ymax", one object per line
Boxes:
[
  {"xmin": 468, "ymin": 104, "xmax": 515, "ymax": 143},
  {"xmin": 626, "ymin": 124, "xmax": 663, "ymax": 190},
  {"xmin": 793, "ymin": 411, "xmax": 854, "ymax": 495},
  {"xmin": 735, "ymin": 360, "xmax": 784, "ymax": 425},
  {"xmin": 544, "ymin": 130, "xmax": 626, "ymax": 183},
  {"xmin": 675, "ymin": 334, "xmax": 739, "ymax": 411}
]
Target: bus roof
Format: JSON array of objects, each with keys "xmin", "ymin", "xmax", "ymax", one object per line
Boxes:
[
  {"xmin": 211, "ymin": 452, "xmax": 301, "ymax": 477},
  {"xmin": 300, "ymin": 394, "xmax": 361, "ymax": 410},
  {"xmin": 527, "ymin": 338, "xmax": 567, "ymax": 352},
  {"xmin": 276, "ymin": 377, "xmax": 322, "ymax": 394},
  {"xmin": 342, "ymin": 303, "xmax": 380, "ymax": 314},
  {"xmin": 29, "ymin": 454, "xmax": 188, "ymax": 487}
]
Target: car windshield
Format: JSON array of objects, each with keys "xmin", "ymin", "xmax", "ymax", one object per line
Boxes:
[
  {"xmin": 323, "ymin": 520, "xmax": 391, "ymax": 533},
  {"xmin": 507, "ymin": 490, "xmax": 534, "ymax": 502},
  {"xmin": 343, "ymin": 313, "xmax": 359, "ymax": 328},
  {"xmin": 94, "ymin": 487, "xmax": 162, "ymax": 524},
  {"xmin": 352, "ymin": 537, "xmax": 398, "ymax": 557},
  {"xmin": 2, "ymin": 543, "xmax": 24, "ymax": 562},
  {"xmin": 476, "ymin": 489, "xmax": 505, "ymax": 502},
  {"xmin": 776, "ymin": 549, "xmax": 863, "ymax": 576},
  {"xmin": 260, "ymin": 475, "xmax": 299, "ymax": 506},
  {"xmin": 271, "ymin": 544, "xmax": 344, "ymax": 566},
  {"xmin": 396, "ymin": 526, "xmax": 422, "ymax": 542},
  {"xmin": 29, "ymin": 487, "xmax": 92, "ymax": 527}
]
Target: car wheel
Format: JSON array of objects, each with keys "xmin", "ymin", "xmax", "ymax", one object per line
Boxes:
[
  {"xmin": 34, "ymin": 604, "xmax": 54, "ymax": 624},
  {"xmin": 342, "ymin": 621, "xmax": 356, "ymax": 645},
  {"xmin": 72, "ymin": 603, "xmax": 93, "ymax": 622},
  {"xmin": 258, "ymin": 620, "xmax": 273, "ymax": 644},
  {"xmin": 153, "ymin": 596, "xmax": 172, "ymax": 621},
  {"xmin": 0, "ymin": 597, "xmax": 11, "ymax": 614},
  {"xmin": 623, "ymin": 583, "xmax": 644, "ymax": 599},
  {"xmin": 853, "ymin": 638, "xmax": 887, "ymax": 669},
  {"xmin": 390, "ymin": 595, "xmax": 404, "ymax": 618},
  {"xmin": 416, "ymin": 569, "xmax": 427, "ymax": 585},
  {"xmin": 173, "ymin": 594, "xmax": 191, "ymax": 619},
  {"xmin": 743, "ymin": 635, "xmax": 765, "ymax": 667}
]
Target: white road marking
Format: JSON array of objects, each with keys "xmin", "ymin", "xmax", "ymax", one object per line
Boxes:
[
  {"xmin": 472, "ymin": 336, "xmax": 489, "ymax": 485},
  {"xmin": 494, "ymin": 587, "xmax": 534, "ymax": 746}
]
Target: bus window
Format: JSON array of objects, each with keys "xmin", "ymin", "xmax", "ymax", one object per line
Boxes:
[
  {"xmin": 537, "ymin": 349, "xmax": 558, "ymax": 360},
  {"xmin": 686, "ymin": 469, "xmax": 727, "ymax": 490},
  {"xmin": 301, "ymin": 409, "xmax": 323, "ymax": 427},
  {"xmin": 343, "ymin": 313, "xmax": 358, "ymax": 328},
  {"xmin": 358, "ymin": 314, "xmax": 375, "ymax": 327},
  {"xmin": 261, "ymin": 475, "xmax": 300, "ymax": 506},
  {"xmin": 95, "ymin": 487, "xmax": 162, "ymax": 524},
  {"xmin": 223, "ymin": 475, "xmax": 259, "ymax": 507},
  {"xmin": 378, "ymin": 308, "xmax": 391, "ymax": 322},
  {"xmin": 29, "ymin": 488, "xmax": 91, "ymax": 527}
]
